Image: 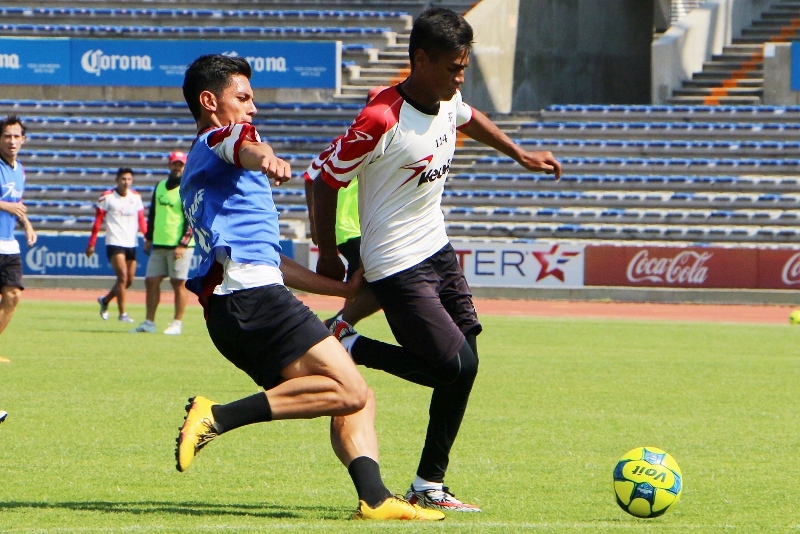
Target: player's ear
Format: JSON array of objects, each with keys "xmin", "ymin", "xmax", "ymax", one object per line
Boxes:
[{"xmin": 199, "ymin": 90, "xmax": 217, "ymax": 113}]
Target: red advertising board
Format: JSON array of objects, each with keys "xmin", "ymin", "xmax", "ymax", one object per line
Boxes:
[
  {"xmin": 757, "ymin": 249, "xmax": 800, "ymax": 289},
  {"xmin": 585, "ymin": 245, "xmax": 759, "ymax": 288}
]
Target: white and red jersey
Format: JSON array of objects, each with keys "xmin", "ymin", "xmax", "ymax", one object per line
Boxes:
[
  {"xmin": 88, "ymin": 189, "xmax": 146, "ymax": 248},
  {"xmin": 319, "ymin": 86, "xmax": 473, "ymax": 281}
]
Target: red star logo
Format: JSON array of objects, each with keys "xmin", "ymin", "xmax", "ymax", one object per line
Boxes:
[
  {"xmin": 397, "ymin": 155, "xmax": 433, "ymax": 188},
  {"xmin": 531, "ymin": 245, "xmax": 580, "ymax": 282}
]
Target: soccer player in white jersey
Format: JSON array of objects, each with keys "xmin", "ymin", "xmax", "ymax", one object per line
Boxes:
[
  {"xmin": 173, "ymin": 54, "xmax": 443, "ymax": 522},
  {"xmin": 313, "ymin": 8, "xmax": 562, "ymax": 513},
  {"xmin": 85, "ymin": 167, "xmax": 146, "ymax": 323}
]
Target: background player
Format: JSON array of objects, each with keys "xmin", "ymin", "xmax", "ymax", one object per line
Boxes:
[
  {"xmin": 131, "ymin": 151, "xmax": 194, "ymax": 335},
  {"xmin": 0, "ymin": 115, "xmax": 37, "ymax": 341},
  {"xmin": 86, "ymin": 167, "xmax": 147, "ymax": 323}
]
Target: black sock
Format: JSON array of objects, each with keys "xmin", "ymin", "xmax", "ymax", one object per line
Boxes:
[
  {"xmin": 347, "ymin": 456, "xmax": 392, "ymax": 508},
  {"xmin": 210, "ymin": 392, "xmax": 272, "ymax": 434}
]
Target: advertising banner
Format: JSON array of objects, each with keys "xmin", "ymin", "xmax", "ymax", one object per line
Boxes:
[
  {"xmin": 757, "ymin": 248, "xmax": 800, "ymax": 289},
  {"xmin": 585, "ymin": 245, "xmax": 758, "ymax": 288},
  {"xmin": 0, "ymin": 37, "xmax": 70, "ymax": 85},
  {"xmin": 308, "ymin": 241, "xmax": 586, "ymax": 288},
  {"xmin": 17, "ymin": 232, "xmax": 293, "ymax": 278},
  {"xmin": 0, "ymin": 38, "xmax": 339, "ymax": 89}
]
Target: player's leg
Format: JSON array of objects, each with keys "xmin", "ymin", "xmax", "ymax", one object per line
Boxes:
[
  {"xmin": 0, "ymin": 286, "xmax": 21, "ymax": 337},
  {"xmin": 134, "ymin": 249, "xmax": 166, "ymax": 332},
  {"xmin": 0, "ymin": 255, "xmax": 23, "ymax": 337},
  {"xmin": 346, "ymin": 249, "xmax": 482, "ymax": 511},
  {"xmin": 164, "ymin": 247, "xmax": 191, "ymax": 335},
  {"xmin": 106, "ymin": 250, "xmax": 127, "ymax": 316},
  {"xmin": 325, "ymin": 237, "xmax": 381, "ymax": 328}
]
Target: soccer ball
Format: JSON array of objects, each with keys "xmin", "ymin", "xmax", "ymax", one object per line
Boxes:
[
  {"xmin": 613, "ymin": 446, "xmax": 683, "ymax": 518},
  {"xmin": 789, "ymin": 310, "xmax": 800, "ymax": 324}
]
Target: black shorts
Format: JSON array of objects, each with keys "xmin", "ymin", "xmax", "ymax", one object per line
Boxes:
[
  {"xmin": 106, "ymin": 245, "xmax": 137, "ymax": 261},
  {"xmin": 206, "ymin": 285, "xmax": 331, "ymax": 389},
  {"xmin": 337, "ymin": 237, "xmax": 361, "ymax": 280},
  {"xmin": 368, "ymin": 243, "xmax": 482, "ymax": 364},
  {"xmin": 0, "ymin": 254, "xmax": 24, "ymax": 290}
]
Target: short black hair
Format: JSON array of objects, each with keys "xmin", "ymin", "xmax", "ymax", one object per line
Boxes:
[
  {"xmin": 0, "ymin": 115, "xmax": 26, "ymax": 136},
  {"xmin": 182, "ymin": 54, "xmax": 253, "ymax": 121},
  {"xmin": 408, "ymin": 7, "xmax": 473, "ymax": 66},
  {"xmin": 116, "ymin": 167, "xmax": 134, "ymax": 178}
]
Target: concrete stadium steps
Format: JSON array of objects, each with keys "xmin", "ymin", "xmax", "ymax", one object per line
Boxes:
[
  {"xmin": 0, "ymin": 7, "xmax": 413, "ymax": 32},
  {"xmin": 0, "ymin": 0, "xmax": 430, "ymax": 13},
  {"xmin": 539, "ymin": 104, "xmax": 800, "ymax": 123}
]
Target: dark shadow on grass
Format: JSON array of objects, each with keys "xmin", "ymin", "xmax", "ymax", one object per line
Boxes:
[{"xmin": 0, "ymin": 500, "xmax": 347, "ymax": 520}]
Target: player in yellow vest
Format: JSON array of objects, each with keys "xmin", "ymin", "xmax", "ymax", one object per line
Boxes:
[
  {"xmin": 131, "ymin": 151, "xmax": 194, "ymax": 335},
  {"xmin": 304, "ymin": 88, "xmax": 386, "ymax": 327}
]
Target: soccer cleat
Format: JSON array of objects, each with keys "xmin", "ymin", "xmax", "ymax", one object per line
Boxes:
[
  {"xmin": 131, "ymin": 321, "xmax": 156, "ymax": 333},
  {"xmin": 175, "ymin": 395, "xmax": 220, "ymax": 472},
  {"xmin": 328, "ymin": 318, "xmax": 357, "ymax": 342},
  {"xmin": 118, "ymin": 313, "xmax": 135, "ymax": 323},
  {"xmin": 405, "ymin": 486, "xmax": 482, "ymax": 513},
  {"xmin": 352, "ymin": 496, "xmax": 445, "ymax": 521},
  {"xmin": 0, "ymin": 410, "xmax": 7, "ymax": 424},
  {"xmin": 98, "ymin": 297, "xmax": 109, "ymax": 320},
  {"xmin": 163, "ymin": 321, "xmax": 182, "ymax": 335}
]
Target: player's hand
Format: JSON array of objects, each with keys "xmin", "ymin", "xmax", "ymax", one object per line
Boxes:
[
  {"xmin": 144, "ymin": 240, "xmax": 152, "ymax": 255},
  {"xmin": 519, "ymin": 150, "xmax": 562, "ymax": 181},
  {"xmin": 85, "ymin": 245, "xmax": 94, "ymax": 258},
  {"xmin": 25, "ymin": 226, "xmax": 37, "ymax": 246},
  {"xmin": 174, "ymin": 245, "xmax": 185, "ymax": 259},
  {"xmin": 316, "ymin": 253, "xmax": 346, "ymax": 281},
  {"xmin": 262, "ymin": 156, "xmax": 292, "ymax": 186}
]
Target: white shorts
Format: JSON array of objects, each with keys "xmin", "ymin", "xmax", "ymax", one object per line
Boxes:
[{"xmin": 145, "ymin": 247, "xmax": 193, "ymax": 280}]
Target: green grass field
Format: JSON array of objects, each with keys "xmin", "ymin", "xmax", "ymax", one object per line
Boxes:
[{"xmin": 0, "ymin": 298, "xmax": 798, "ymax": 532}]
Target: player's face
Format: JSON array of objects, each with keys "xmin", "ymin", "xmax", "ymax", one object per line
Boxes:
[
  {"xmin": 115, "ymin": 172, "xmax": 133, "ymax": 195},
  {"xmin": 168, "ymin": 160, "xmax": 185, "ymax": 178},
  {"xmin": 0, "ymin": 123, "xmax": 25, "ymax": 163},
  {"xmin": 421, "ymin": 48, "xmax": 470, "ymax": 103},
  {"xmin": 215, "ymin": 74, "xmax": 257, "ymax": 125}
]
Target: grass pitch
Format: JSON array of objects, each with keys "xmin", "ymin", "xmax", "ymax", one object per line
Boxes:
[{"xmin": 0, "ymin": 298, "xmax": 798, "ymax": 532}]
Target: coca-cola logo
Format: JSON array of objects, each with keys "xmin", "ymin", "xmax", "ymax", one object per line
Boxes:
[
  {"xmin": 780, "ymin": 252, "xmax": 800, "ymax": 285},
  {"xmin": 626, "ymin": 250, "xmax": 712, "ymax": 284}
]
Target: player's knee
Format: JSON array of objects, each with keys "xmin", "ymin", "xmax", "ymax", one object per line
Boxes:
[
  {"xmin": 436, "ymin": 339, "xmax": 479, "ymax": 385},
  {"xmin": 341, "ymin": 378, "xmax": 370, "ymax": 414},
  {"xmin": 1, "ymin": 288, "xmax": 21, "ymax": 309}
]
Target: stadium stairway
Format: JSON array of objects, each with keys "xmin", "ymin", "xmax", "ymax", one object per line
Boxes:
[{"xmin": 667, "ymin": 0, "xmax": 800, "ymax": 105}]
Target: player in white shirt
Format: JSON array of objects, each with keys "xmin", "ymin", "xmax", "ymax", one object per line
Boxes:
[
  {"xmin": 86, "ymin": 167, "xmax": 147, "ymax": 323},
  {"xmin": 313, "ymin": 8, "xmax": 561, "ymax": 513}
]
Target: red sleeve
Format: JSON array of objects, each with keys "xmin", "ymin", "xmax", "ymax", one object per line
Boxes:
[
  {"xmin": 88, "ymin": 207, "xmax": 106, "ymax": 248},
  {"xmin": 138, "ymin": 209, "xmax": 147, "ymax": 235},
  {"xmin": 319, "ymin": 88, "xmax": 402, "ymax": 190}
]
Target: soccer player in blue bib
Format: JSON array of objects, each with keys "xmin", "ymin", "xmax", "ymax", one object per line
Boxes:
[{"xmin": 174, "ymin": 54, "xmax": 443, "ymax": 522}]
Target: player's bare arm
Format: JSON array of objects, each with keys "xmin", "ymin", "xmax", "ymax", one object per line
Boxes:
[
  {"xmin": 279, "ymin": 253, "xmax": 360, "ymax": 298},
  {"xmin": 460, "ymin": 107, "xmax": 562, "ymax": 180},
  {"xmin": 238, "ymin": 140, "xmax": 292, "ymax": 186},
  {"xmin": 18, "ymin": 212, "xmax": 36, "ymax": 246},
  {"xmin": 0, "ymin": 200, "xmax": 26, "ymax": 219},
  {"xmin": 312, "ymin": 177, "xmax": 347, "ymax": 281}
]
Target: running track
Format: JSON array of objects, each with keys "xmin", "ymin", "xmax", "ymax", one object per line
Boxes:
[{"xmin": 24, "ymin": 288, "xmax": 796, "ymax": 325}]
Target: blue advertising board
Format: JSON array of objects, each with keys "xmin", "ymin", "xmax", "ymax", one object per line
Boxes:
[
  {"xmin": 0, "ymin": 38, "xmax": 339, "ymax": 89},
  {"xmin": 18, "ymin": 232, "xmax": 294, "ymax": 278},
  {"xmin": 0, "ymin": 37, "xmax": 70, "ymax": 85}
]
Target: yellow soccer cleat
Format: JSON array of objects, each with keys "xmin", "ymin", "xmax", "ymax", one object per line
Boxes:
[
  {"xmin": 175, "ymin": 396, "xmax": 220, "ymax": 472},
  {"xmin": 353, "ymin": 496, "xmax": 445, "ymax": 521}
]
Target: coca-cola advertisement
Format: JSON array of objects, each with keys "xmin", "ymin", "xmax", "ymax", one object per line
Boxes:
[
  {"xmin": 757, "ymin": 249, "xmax": 800, "ymax": 289},
  {"xmin": 585, "ymin": 245, "xmax": 758, "ymax": 288}
]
